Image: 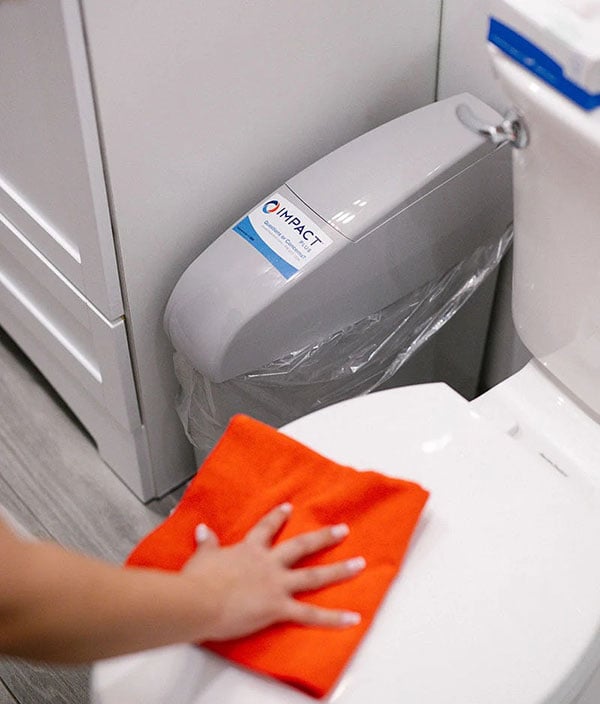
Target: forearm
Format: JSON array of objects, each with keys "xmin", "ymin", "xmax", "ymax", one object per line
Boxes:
[
  {"xmin": 0, "ymin": 540, "xmax": 218, "ymax": 663},
  {"xmin": 0, "ymin": 505, "xmax": 362, "ymax": 664}
]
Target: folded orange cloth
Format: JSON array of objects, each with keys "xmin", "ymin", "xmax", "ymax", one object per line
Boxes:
[{"xmin": 127, "ymin": 415, "xmax": 429, "ymax": 698}]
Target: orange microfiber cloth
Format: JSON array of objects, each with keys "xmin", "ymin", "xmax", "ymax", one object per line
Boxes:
[{"xmin": 127, "ymin": 415, "xmax": 429, "ymax": 698}]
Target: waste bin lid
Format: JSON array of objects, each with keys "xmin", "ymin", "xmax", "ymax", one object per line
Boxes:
[
  {"xmin": 287, "ymin": 94, "xmax": 498, "ymax": 242},
  {"xmin": 164, "ymin": 94, "xmax": 511, "ymax": 382}
]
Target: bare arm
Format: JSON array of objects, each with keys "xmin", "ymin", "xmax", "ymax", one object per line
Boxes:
[{"xmin": 0, "ymin": 504, "xmax": 364, "ymax": 664}]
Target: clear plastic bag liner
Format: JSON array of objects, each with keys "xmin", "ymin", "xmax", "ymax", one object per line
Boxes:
[{"xmin": 175, "ymin": 227, "xmax": 513, "ymax": 459}]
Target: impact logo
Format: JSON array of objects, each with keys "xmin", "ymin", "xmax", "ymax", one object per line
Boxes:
[
  {"xmin": 262, "ymin": 200, "xmax": 280, "ymax": 214},
  {"xmin": 261, "ymin": 199, "xmax": 323, "ymax": 246}
]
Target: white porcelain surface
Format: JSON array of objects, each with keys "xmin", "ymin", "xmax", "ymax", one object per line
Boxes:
[
  {"xmin": 92, "ymin": 383, "xmax": 600, "ymax": 704},
  {"xmin": 473, "ymin": 361, "xmax": 600, "ymax": 487},
  {"xmin": 491, "ymin": 49, "xmax": 600, "ymax": 418}
]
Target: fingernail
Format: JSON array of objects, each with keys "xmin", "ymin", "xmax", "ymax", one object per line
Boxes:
[
  {"xmin": 195, "ymin": 523, "xmax": 209, "ymax": 543},
  {"xmin": 341, "ymin": 611, "xmax": 361, "ymax": 626},
  {"xmin": 346, "ymin": 556, "xmax": 366, "ymax": 572},
  {"xmin": 331, "ymin": 523, "xmax": 349, "ymax": 539},
  {"xmin": 279, "ymin": 502, "xmax": 293, "ymax": 514}
]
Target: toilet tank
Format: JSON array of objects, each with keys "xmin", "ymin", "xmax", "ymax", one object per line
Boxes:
[{"xmin": 489, "ymin": 0, "xmax": 600, "ymax": 416}]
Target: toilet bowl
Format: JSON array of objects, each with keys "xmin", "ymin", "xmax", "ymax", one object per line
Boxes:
[
  {"xmin": 92, "ymin": 1, "xmax": 600, "ymax": 701},
  {"xmin": 91, "ymin": 368, "xmax": 600, "ymax": 704}
]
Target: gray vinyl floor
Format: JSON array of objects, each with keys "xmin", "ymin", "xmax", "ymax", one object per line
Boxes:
[{"xmin": 0, "ymin": 328, "xmax": 182, "ymax": 703}]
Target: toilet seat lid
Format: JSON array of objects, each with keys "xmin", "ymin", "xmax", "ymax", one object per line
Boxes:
[{"xmin": 92, "ymin": 384, "xmax": 600, "ymax": 704}]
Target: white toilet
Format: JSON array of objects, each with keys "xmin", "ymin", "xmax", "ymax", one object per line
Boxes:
[{"xmin": 91, "ymin": 2, "xmax": 600, "ymax": 702}]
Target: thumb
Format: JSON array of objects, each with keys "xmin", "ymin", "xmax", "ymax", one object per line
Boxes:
[{"xmin": 194, "ymin": 523, "xmax": 219, "ymax": 551}]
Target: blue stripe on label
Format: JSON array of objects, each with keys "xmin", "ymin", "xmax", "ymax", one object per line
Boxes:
[
  {"xmin": 488, "ymin": 18, "xmax": 600, "ymax": 111},
  {"xmin": 233, "ymin": 216, "xmax": 298, "ymax": 279}
]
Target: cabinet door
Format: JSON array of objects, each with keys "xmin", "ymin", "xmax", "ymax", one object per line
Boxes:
[
  {"xmin": 0, "ymin": 0, "xmax": 123, "ymax": 319},
  {"xmin": 0, "ymin": 209, "xmax": 153, "ymax": 499}
]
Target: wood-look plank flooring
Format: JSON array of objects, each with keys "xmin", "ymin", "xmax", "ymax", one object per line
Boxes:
[
  {"xmin": 0, "ymin": 328, "xmax": 183, "ymax": 703},
  {"xmin": 0, "ymin": 680, "xmax": 17, "ymax": 704}
]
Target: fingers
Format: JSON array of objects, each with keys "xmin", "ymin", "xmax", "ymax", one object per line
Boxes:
[
  {"xmin": 274, "ymin": 523, "xmax": 349, "ymax": 566},
  {"xmin": 194, "ymin": 523, "xmax": 219, "ymax": 551},
  {"xmin": 285, "ymin": 600, "xmax": 362, "ymax": 629},
  {"xmin": 287, "ymin": 557, "xmax": 366, "ymax": 593},
  {"xmin": 245, "ymin": 503, "xmax": 293, "ymax": 546}
]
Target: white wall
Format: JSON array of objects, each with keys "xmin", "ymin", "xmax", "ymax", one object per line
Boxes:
[
  {"xmin": 81, "ymin": 1, "xmax": 443, "ymax": 494},
  {"xmin": 438, "ymin": 0, "xmax": 509, "ymax": 111},
  {"xmin": 438, "ymin": 0, "xmax": 530, "ymax": 390}
]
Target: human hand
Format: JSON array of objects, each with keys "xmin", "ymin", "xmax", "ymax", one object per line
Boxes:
[{"xmin": 182, "ymin": 503, "xmax": 365, "ymax": 641}]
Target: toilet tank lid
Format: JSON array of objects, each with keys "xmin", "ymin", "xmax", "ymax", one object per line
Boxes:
[{"xmin": 490, "ymin": 0, "xmax": 600, "ymax": 109}]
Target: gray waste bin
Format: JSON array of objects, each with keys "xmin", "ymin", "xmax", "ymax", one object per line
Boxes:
[{"xmin": 165, "ymin": 94, "xmax": 513, "ymax": 460}]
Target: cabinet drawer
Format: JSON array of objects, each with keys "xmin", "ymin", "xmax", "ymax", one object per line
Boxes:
[{"xmin": 0, "ymin": 211, "xmax": 140, "ymax": 433}]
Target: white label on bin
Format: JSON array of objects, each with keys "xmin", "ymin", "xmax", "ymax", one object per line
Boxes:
[{"xmin": 232, "ymin": 192, "xmax": 333, "ymax": 279}]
